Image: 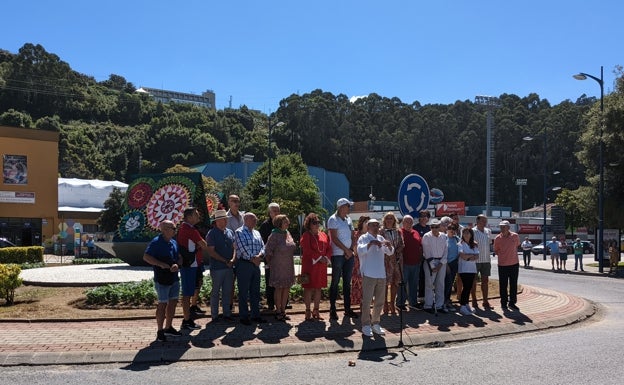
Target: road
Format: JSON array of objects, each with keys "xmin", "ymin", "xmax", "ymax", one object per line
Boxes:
[{"xmin": 2, "ymin": 264, "xmax": 623, "ymax": 385}]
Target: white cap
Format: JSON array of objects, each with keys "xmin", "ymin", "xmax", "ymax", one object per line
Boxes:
[{"xmin": 336, "ymin": 198, "xmax": 353, "ymax": 207}]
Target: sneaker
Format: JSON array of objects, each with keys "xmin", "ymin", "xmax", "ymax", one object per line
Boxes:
[
  {"xmin": 181, "ymin": 319, "xmax": 201, "ymax": 330},
  {"xmin": 190, "ymin": 305, "xmax": 206, "ymax": 314},
  {"xmin": 362, "ymin": 325, "xmax": 373, "ymax": 337},
  {"xmin": 372, "ymin": 324, "xmax": 386, "ymax": 335},
  {"xmin": 163, "ymin": 326, "xmax": 182, "ymax": 337},
  {"xmin": 459, "ymin": 305, "xmax": 472, "ymax": 316},
  {"xmin": 509, "ymin": 304, "xmax": 520, "ymax": 311},
  {"xmin": 423, "ymin": 307, "xmax": 434, "ymax": 314},
  {"xmin": 329, "ymin": 310, "xmax": 339, "ymax": 320},
  {"xmin": 445, "ymin": 304, "xmax": 456, "ymax": 312},
  {"xmin": 157, "ymin": 330, "xmax": 167, "ymax": 342}
]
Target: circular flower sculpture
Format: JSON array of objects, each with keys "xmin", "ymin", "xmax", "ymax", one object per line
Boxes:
[
  {"xmin": 127, "ymin": 182, "xmax": 152, "ymax": 209},
  {"xmin": 146, "ymin": 184, "xmax": 190, "ymax": 230}
]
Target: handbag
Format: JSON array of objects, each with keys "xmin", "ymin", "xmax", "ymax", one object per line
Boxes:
[{"xmin": 297, "ymin": 272, "xmax": 310, "ymax": 285}]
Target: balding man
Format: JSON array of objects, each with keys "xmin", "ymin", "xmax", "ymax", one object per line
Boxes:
[
  {"xmin": 234, "ymin": 212, "xmax": 267, "ymax": 325},
  {"xmin": 143, "ymin": 220, "xmax": 182, "ymax": 342}
]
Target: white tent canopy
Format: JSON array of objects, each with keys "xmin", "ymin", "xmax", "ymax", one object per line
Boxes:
[{"xmin": 58, "ymin": 178, "xmax": 128, "ymax": 213}]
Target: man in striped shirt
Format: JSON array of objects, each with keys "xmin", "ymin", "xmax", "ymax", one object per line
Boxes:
[{"xmin": 234, "ymin": 212, "xmax": 267, "ymax": 325}]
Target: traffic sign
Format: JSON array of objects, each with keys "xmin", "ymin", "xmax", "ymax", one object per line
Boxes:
[
  {"xmin": 516, "ymin": 178, "xmax": 527, "ymax": 186},
  {"xmin": 398, "ymin": 174, "xmax": 430, "ymax": 217}
]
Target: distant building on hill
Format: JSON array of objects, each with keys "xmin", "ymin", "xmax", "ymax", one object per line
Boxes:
[{"xmin": 136, "ymin": 87, "xmax": 216, "ymax": 109}]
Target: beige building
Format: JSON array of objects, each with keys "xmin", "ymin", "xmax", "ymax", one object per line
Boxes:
[{"xmin": 0, "ymin": 126, "xmax": 59, "ymax": 246}]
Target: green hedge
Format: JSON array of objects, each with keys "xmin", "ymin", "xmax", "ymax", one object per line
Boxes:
[
  {"xmin": 73, "ymin": 258, "xmax": 124, "ymax": 265},
  {"xmin": 0, "ymin": 246, "xmax": 44, "ymax": 264}
]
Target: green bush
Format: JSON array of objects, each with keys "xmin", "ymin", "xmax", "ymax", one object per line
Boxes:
[
  {"xmin": 73, "ymin": 258, "xmax": 124, "ymax": 265},
  {"xmin": 0, "ymin": 263, "xmax": 23, "ymax": 305},
  {"xmin": 0, "ymin": 246, "xmax": 44, "ymax": 264},
  {"xmin": 85, "ymin": 280, "xmax": 157, "ymax": 306},
  {"xmin": 20, "ymin": 262, "xmax": 46, "ymax": 270}
]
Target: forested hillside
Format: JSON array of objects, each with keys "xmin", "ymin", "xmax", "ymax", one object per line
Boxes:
[{"xmin": 1, "ymin": 43, "xmax": 623, "ymax": 228}]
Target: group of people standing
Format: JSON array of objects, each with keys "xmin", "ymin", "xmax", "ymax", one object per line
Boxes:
[{"xmin": 142, "ymin": 195, "xmax": 523, "ymax": 341}]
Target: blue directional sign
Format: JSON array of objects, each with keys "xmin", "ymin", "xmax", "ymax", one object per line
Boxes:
[{"xmin": 398, "ymin": 174, "xmax": 430, "ymax": 217}]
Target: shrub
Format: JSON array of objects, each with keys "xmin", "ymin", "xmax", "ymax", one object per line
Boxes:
[
  {"xmin": 0, "ymin": 263, "xmax": 23, "ymax": 305},
  {"xmin": 0, "ymin": 246, "xmax": 44, "ymax": 264},
  {"xmin": 85, "ymin": 280, "xmax": 157, "ymax": 306}
]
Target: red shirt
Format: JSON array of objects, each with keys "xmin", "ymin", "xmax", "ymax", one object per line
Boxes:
[
  {"xmin": 176, "ymin": 222, "xmax": 204, "ymax": 266},
  {"xmin": 494, "ymin": 231, "xmax": 520, "ymax": 266},
  {"xmin": 400, "ymin": 227, "xmax": 423, "ymax": 266}
]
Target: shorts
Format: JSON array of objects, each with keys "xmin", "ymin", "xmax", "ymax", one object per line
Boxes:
[
  {"xmin": 195, "ymin": 265, "xmax": 205, "ymax": 289},
  {"xmin": 154, "ymin": 279, "xmax": 180, "ymax": 303},
  {"xmin": 476, "ymin": 262, "xmax": 491, "ymax": 277},
  {"xmin": 559, "ymin": 254, "xmax": 568, "ymax": 261},
  {"xmin": 180, "ymin": 267, "xmax": 198, "ymax": 297}
]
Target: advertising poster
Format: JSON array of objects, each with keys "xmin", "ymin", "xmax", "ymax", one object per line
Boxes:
[{"xmin": 3, "ymin": 154, "xmax": 28, "ymax": 184}]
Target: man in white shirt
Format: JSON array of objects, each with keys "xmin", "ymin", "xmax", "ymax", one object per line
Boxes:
[
  {"xmin": 327, "ymin": 198, "xmax": 358, "ymax": 320},
  {"xmin": 472, "ymin": 214, "xmax": 493, "ymax": 309},
  {"xmin": 357, "ymin": 219, "xmax": 394, "ymax": 337},
  {"xmin": 421, "ymin": 218, "xmax": 448, "ymax": 313},
  {"xmin": 521, "ymin": 236, "xmax": 533, "ymax": 268}
]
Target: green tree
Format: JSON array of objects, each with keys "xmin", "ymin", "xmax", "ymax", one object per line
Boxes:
[
  {"xmin": 164, "ymin": 164, "xmax": 218, "ymax": 193},
  {"xmin": 98, "ymin": 187, "xmax": 125, "ymax": 233},
  {"xmin": 243, "ymin": 154, "xmax": 324, "ymax": 233}
]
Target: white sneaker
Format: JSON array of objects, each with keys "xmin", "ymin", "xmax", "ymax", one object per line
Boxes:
[
  {"xmin": 372, "ymin": 324, "xmax": 386, "ymax": 335},
  {"xmin": 459, "ymin": 305, "xmax": 472, "ymax": 316},
  {"xmin": 362, "ymin": 325, "xmax": 373, "ymax": 337}
]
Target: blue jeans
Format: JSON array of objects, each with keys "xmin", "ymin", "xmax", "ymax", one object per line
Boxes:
[
  {"xmin": 210, "ymin": 268, "xmax": 234, "ymax": 317},
  {"xmin": 329, "ymin": 255, "xmax": 354, "ymax": 311},
  {"xmin": 444, "ymin": 259, "xmax": 459, "ymax": 304},
  {"xmin": 398, "ymin": 263, "xmax": 420, "ymax": 307},
  {"xmin": 235, "ymin": 260, "xmax": 261, "ymax": 319}
]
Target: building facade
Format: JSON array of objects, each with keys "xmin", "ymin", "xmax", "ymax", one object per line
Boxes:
[
  {"xmin": 1, "ymin": 126, "xmax": 59, "ymax": 246},
  {"xmin": 136, "ymin": 87, "xmax": 216, "ymax": 109}
]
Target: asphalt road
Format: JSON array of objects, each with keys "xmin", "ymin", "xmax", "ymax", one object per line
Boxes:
[{"xmin": 3, "ymin": 262, "xmax": 623, "ymax": 385}]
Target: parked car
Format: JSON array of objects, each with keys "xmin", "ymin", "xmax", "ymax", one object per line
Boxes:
[
  {"xmin": 531, "ymin": 243, "xmax": 550, "ymax": 256},
  {"xmin": 0, "ymin": 237, "xmax": 17, "ymax": 248}
]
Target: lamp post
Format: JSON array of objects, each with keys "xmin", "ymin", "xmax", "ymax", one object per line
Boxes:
[
  {"xmin": 573, "ymin": 66, "xmax": 604, "ymax": 272},
  {"xmin": 267, "ymin": 117, "xmax": 284, "ymax": 204},
  {"xmin": 524, "ymin": 132, "xmax": 560, "ymax": 260}
]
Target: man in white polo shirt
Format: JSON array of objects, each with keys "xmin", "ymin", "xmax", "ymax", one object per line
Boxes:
[{"xmin": 327, "ymin": 198, "xmax": 359, "ymax": 320}]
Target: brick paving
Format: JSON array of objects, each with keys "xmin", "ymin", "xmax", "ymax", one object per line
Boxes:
[{"xmin": 0, "ymin": 284, "xmax": 595, "ymax": 366}]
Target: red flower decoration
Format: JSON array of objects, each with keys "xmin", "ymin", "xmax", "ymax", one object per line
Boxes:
[{"xmin": 127, "ymin": 182, "xmax": 152, "ymax": 209}]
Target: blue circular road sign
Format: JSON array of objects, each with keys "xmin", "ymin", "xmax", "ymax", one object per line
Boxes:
[{"xmin": 397, "ymin": 174, "xmax": 430, "ymax": 217}]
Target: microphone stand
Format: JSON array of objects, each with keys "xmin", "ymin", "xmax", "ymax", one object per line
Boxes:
[{"xmin": 395, "ymin": 250, "xmax": 417, "ymax": 358}]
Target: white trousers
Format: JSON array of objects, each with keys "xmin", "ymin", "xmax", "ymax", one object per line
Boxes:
[{"xmin": 423, "ymin": 261, "xmax": 446, "ymax": 309}]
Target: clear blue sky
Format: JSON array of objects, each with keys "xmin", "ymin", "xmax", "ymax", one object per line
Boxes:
[{"xmin": 2, "ymin": 0, "xmax": 621, "ymax": 112}]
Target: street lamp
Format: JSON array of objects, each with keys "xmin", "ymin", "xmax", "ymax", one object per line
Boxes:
[
  {"xmin": 524, "ymin": 133, "xmax": 560, "ymax": 260},
  {"xmin": 267, "ymin": 117, "xmax": 284, "ymax": 204},
  {"xmin": 573, "ymin": 66, "xmax": 604, "ymax": 272}
]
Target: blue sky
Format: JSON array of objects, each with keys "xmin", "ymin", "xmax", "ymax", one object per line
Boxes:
[{"xmin": 2, "ymin": 0, "xmax": 621, "ymax": 112}]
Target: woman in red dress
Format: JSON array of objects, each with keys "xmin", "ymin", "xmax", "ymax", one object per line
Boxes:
[
  {"xmin": 300, "ymin": 213, "xmax": 330, "ymax": 321},
  {"xmin": 350, "ymin": 215, "xmax": 370, "ymax": 309}
]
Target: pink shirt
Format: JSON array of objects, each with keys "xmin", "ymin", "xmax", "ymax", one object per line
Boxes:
[{"xmin": 494, "ymin": 231, "xmax": 520, "ymax": 266}]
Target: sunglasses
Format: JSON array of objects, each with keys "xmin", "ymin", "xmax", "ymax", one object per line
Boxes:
[{"xmin": 311, "ymin": 220, "xmax": 320, "ymax": 225}]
